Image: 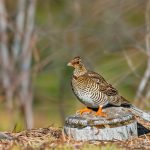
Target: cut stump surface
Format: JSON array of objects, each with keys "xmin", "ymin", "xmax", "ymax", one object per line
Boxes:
[{"xmin": 64, "ymin": 107, "xmax": 138, "ymax": 141}]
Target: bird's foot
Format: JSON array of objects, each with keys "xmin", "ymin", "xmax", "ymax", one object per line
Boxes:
[
  {"xmin": 95, "ymin": 106, "xmax": 107, "ymax": 117},
  {"xmin": 76, "ymin": 107, "xmax": 92, "ymax": 115}
]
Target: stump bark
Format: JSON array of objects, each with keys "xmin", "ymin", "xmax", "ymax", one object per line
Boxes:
[{"xmin": 64, "ymin": 107, "xmax": 138, "ymax": 141}]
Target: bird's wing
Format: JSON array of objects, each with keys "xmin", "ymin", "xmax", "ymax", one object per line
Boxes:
[{"xmin": 86, "ymin": 71, "xmax": 118, "ymax": 96}]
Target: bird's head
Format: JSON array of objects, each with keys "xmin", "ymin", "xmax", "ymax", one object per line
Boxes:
[
  {"xmin": 67, "ymin": 56, "xmax": 82, "ymax": 68},
  {"xmin": 67, "ymin": 56, "xmax": 87, "ymax": 76}
]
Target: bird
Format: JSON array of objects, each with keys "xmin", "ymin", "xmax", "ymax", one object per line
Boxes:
[{"xmin": 67, "ymin": 56, "xmax": 150, "ymax": 121}]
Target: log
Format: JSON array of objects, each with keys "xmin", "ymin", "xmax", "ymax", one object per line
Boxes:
[{"xmin": 64, "ymin": 107, "xmax": 138, "ymax": 141}]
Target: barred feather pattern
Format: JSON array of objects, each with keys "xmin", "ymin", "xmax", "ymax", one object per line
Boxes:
[
  {"xmin": 68, "ymin": 56, "xmax": 150, "ymax": 122},
  {"xmin": 71, "ymin": 74, "xmax": 124, "ymax": 108}
]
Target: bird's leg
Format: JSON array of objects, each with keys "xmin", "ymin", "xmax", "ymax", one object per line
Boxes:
[
  {"xmin": 95, "ymin": 106, "xmax": 107, "ymax": 117},
  {"xmin": 76, "ymin": 107, "xmax": 93, "ymax": 115}
]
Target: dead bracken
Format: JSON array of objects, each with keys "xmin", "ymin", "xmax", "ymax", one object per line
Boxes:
[{"xmin": 0, "ymin": 120, "xmax": 149, "ymax": 150}]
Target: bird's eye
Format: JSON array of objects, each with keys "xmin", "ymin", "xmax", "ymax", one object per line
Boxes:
[{"xmin": 76, "ymin": 61, "xmax": 79, "ymax": 64}]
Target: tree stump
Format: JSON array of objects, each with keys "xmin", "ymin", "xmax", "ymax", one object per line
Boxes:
[{"xmin": 64, "ymin": 107, "xmax": 138, "ymax": 141}]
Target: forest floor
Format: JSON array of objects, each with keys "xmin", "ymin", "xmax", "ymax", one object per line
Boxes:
[{"xmin": 0, "ymin": 117, "xmax": 150, "ymax": 150}]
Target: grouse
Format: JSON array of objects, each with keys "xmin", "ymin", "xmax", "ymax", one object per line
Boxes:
[{"xmin": 67, "ymin": 56, "xmax": 150, "ymax": 120}]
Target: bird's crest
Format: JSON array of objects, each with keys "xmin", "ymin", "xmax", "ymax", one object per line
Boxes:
[
  {"xmin": 72, "ymin": 56, "xmax": 81, "ymax": 63},
  {"xmin": 67, "ymin": 56, "xmax": 82, "ymax": 67}
]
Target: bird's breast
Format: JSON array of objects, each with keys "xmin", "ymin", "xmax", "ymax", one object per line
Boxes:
[{"xmin": 71, "ymin": 77, "xmax": 99, "ymax": 108}]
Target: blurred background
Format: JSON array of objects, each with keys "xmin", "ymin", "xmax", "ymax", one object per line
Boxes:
[{"xmin": 0, "ymin": 0, "xmax": 150, "ymax": 131}]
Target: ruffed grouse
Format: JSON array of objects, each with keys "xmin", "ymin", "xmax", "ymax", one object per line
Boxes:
[{"xmin": 67, "ymin": 56, "xmax": 150, "ymax": 120}]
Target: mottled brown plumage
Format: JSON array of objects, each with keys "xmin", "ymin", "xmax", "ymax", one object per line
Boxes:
[
  {"xmin": 67, "ymin": 56, "xmax": 130, "ymax": 116},
  {"xmin": 67, "ymin": 56, "xmax": 150, "ymax": 121}
]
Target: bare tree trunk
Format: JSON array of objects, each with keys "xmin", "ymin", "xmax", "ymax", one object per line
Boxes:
[
  {"xmin": 20, "ymin": 76, "xmax": 33, "ymax": 129},
  {"xmin": 19, "ymin": 0, "xmax": 36, "ymax": 129},
  {"xmin": 57, "ymin": 0, "xmax": 82, "ymax": 125},
  {"xmin": 0, "ymin": 0, "xmax": 36, "ymax": 129},
  {"xmin": 135, "ymin": 1, "xmax": 150, "ymax": 105},
  {"xmin": 0, "ymin": 0, "xmax": 13, "ymax": 110},
  {"xmin": 12, "ymin": 0, "xmax": 26, "ymax": 61}
]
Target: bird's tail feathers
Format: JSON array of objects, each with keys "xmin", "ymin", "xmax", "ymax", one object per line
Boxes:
[
  {"xmin": 130, "ymin": 105, "xmax": 150, "ymax": 122},
  {"xmin": 120, "ymin": 97, "xmax": 150, "ymax": 122}
]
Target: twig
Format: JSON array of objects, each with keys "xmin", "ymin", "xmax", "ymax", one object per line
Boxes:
[
  {"xmin": 135, "ymin": 1, "xmax": 150, "ymax": 103},
  {"xmin": 122, "ymin": 49, "xmax": 141, "ymax": 78}
]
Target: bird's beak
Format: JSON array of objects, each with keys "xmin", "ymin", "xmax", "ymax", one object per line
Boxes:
[{"xmin": 67, "ymin": 62, "xmax": 72, "ymax": 67}]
